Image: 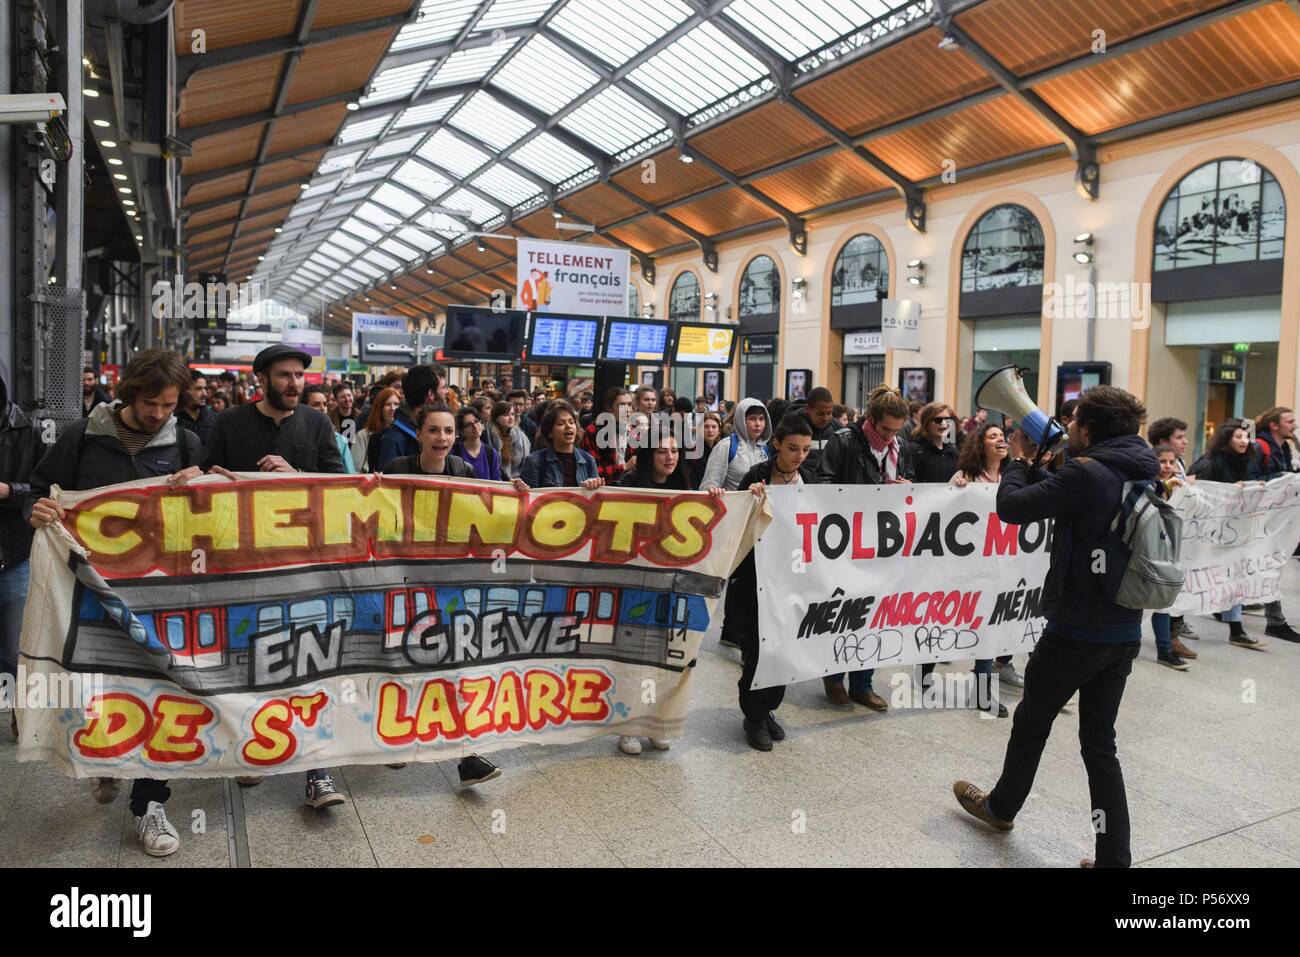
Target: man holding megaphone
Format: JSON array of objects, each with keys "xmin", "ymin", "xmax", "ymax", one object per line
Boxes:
[{"xmin": 952, "ymin": 376, "xmax": 1159, "ymax": 869}]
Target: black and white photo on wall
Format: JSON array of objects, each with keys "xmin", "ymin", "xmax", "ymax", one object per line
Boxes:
[
  {"xmin": 703, "ymin": 370, "xmax": 723, "ymax": 410},
  {"xmin": 785, "ymin": 369, "xmax": 812, "ymax": 401},
  {"xmin": 899, "ymin": 367, "xmax": 935, "ymax": 404}
]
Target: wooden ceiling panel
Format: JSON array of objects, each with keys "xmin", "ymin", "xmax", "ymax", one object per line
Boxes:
[
  {"xmin": 180, "ymin": 125, "xmax": 266, "ymax": 176},
  {"xmin": 263, "ymin": 103, "xmax": 350, "ymax": 154},
  {"xmin": 186, "ymin": 222, "xmax": 235, "ymax": 249},
  {"xmin": 607, "ymin": 217, "xmax": 693, "ymax": 253},
  {"xmin": 187, "ymin": 200, "xmax": 243, "ymax": 229},
  {"xmin": 862, "ymin": 95, "xmax": 1060, "ymax": 181},
  {"xmin": 184, "ymin": 171, "xmax": 253, "ymax": 207},
  {"xmin": 794, "ymin": 28, "xmax": 997, "ymax": 137},
  {"xmin": 174, "ymin": 0, "xmax": 302, "ymax": 55},
  {"xmin": 669, "ymin": 189, "xmax": 774, "ymax": 235},
  {"xmin": 1033, "ymin": 3, "xmax": 1300, "ymax": 134},
  {"xmin": 285, "ymin": 29, "xmax": 396, "ymax": 106},
  {"xmin": 514, "ymin": 209, "xmax": 563, "ymax": 238},
  {"xmin": 313, "ymin": 0, "xmax": 412, "ymax": 30},
  {"xmin": 749, "ymin": 152, "xmax": 893, "ymax": 213},
  {"xmin": 246, "ymin": 184, "xmax": 308, "ymax": 213},
  {"xmin": 610, "ymin": 147, "xmax": 724, "ymax": 205},
  {"xmin": 179, "ymin": 55, "xmax": 283, "ymax": 128},
  {"xmin": 232, "ymin": 227, "xmax": 280, "ymax": 252},
  {"xmin": 690, "ymin": 101, "xmax": 835, "ymax": 176},
  {"xmin": 237, "ymin": 207, "xmax": 293, "ymax": 236},
  {"xmin": 257, "ymin": 149, "xmax": 326, "ymax": 188},
  {"xmin": 561, "ymin": 183, "xmax": 645, "ymax": 224},
  {"xmin": 956, "ymin": 0, "xmax": 1239, "ymax": 76}
]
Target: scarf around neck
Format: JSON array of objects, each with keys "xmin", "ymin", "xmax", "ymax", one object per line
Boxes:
[{"xmin": 861, "ymin": 417, "xmax": 898, "ymax": 478}]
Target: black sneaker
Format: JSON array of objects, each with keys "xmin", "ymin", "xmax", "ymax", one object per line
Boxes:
[
  {"xmin": 763, "ymin": 712, "xmax": 785, "ymax": 741},
  {"xmin": 457, "ymin": 755, "xmax": 501, "ymax": 787},
  {"xmin": 1265, "ymin": 623, "xmax": 1300, "ymax": 643},
  {"xmin": 305, "ymin": 772, "xmax": 347, "ymax": 809},
  {"xmin": 1157, "ymin": 651, "xmax": 1190, "ymax": 670},
  {"xmin": 742, "ymin": 718, "xmax": 772, "ymax": 752},
  {"xmin": 1229, "ymin": 632, "xmax": 1266, "ymax": 650},
  {"xmin": 1212, "ymin": 612, "xmax": 1224, "ymax": 622}
]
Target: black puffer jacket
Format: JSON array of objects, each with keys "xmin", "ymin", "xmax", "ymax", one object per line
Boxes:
[
  {"xmin": 24, "ymin": 401, "xmax": 201, "ymax": 521},
  {"xmin": 997, "ymin": 433, "xmax": 1158, "ymax": 642},
  {"xmin": 0, "ymin": 368, "xmax": 46, "ymax": 568},
  {"xmin": 1188, "ymin": 449, "xmax": 1251, "ymax": 484},
  {"xmin": 909, "ymin": 437, "xmax": 959, "ymax": 484},
  {"xmin": 817, "ymin": 423, "xmax": 916, "ymax": 485}
]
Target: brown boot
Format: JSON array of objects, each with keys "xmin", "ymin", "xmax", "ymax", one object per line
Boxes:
[
  {"xmin": 849, "ymin": 690, "xmax": 888, "ymax": 712},
  {"xmin": 1170, "ymin": 636, "xmax": 1197, "ymax": 659},
  {"xmin": 952, "ymin": 780, "xmax": 1013, "ymax": 831},
  {"xmin": 823, "ymin": 679, "xmax": 851, "ymax": 707}
]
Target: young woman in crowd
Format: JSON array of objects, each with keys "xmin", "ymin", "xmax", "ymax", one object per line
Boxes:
[
  {"xmin": 353, "ymin": 386, "xmax": 400, "ymax": 473},
  {"xmin": 582, "ymin": 387, "xmax": 633, "ymax": 483},
  {"xmin": 1150, "ymin": 445, "xmax": 1196, "ymax": 669},
  {"xmin": 1189, "ymin": 419, "xmax": 1265, "ymax": 648},
  {"xmin": 491, "ymin": 400, "xmax": 531, "ymax": 481},
  {"xmin": 701, "ymin": 398, "xmax": 770, "ymax": 492},
  {"xmin": 735, "ymin": 414, "xmax": 820, "ymax": 750},
  {"xmin": 659, "ymin": 387, "xmax": 676, "ymax": 412},
  {"xmin": 690, "ymin": 411, "xmax": 723, "ymax": 490},
  {"xmin": 452, "ymin": 406, "xmax": 502, "ymax": 481},
  {"xmin": 945, "ymin": 422, "xmax": 1017, "ymax": 715},
  {"xmin": 909, "ymin": 402, "xmax": 960, "ymax": 483},
  {"xmin": 516, "ymin": 401, "xmax": 603, "ymax": 490},
  {"xmin": 210, "ymin": 391, "xmax": 229, "ymax": 414}
]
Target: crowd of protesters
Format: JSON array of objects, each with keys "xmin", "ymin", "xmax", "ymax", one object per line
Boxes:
[{"xmin": 2, "ymin": 348, "xmax": 1298, "ymax": 864}]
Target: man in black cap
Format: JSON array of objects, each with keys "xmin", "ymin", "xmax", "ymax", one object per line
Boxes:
[
  {"xmin": 203, "ymin": 343, "xmax": 342, "ymax": 475},
  {"xmin": 202, "ymin": 343, "xmax": 346, "ymax": 809}
]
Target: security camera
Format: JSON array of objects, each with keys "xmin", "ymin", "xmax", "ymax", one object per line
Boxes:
[{"xmin": 0, "ymin": 93, "xmax": 67, "ymax": 124}]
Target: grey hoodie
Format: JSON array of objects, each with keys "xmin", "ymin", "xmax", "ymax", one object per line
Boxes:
[{"xmin": 701, "ymin": 397, "xmax": 771, "ymax": 491}]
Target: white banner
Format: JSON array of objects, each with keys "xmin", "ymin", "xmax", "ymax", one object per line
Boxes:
[
  {"xmin": 753, "ymin": 476, "xmax": 1300, "ymax": 689},
  {"xmin": 516, "ymin": 238, "xmax": 630, "ymax": 317},
  {"xmin": 754, "ymin": 484, "xmax": 1049, "ymax": 689},
  {"xmin": 1167, "ymin": 474, "xmax": 1300, "ymax": 616}
]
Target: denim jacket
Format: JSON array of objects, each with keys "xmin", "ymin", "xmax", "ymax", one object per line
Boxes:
[{"xmin": 518, "ymin": 446, "xmax": 599, "ymax": 488}]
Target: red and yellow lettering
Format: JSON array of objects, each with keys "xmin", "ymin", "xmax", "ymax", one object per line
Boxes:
[
  {"xmin": 242, "ymin": 700, "xmax": 298, "ymax": 766},
  {"xmin": 491, "ymin": 671, "xmax": 526, "ymax": 733},
  {"xmin": 376, "ymin": 682, "xmax": 415, "ymax": 745},
  {"xmin": 144, "ymin": 695, "xmax": 215, "ymax": 763},
  {"xmin": 413, "ymin": 679, "xmax": 461, "ymax": 741},
  {"xmin": 74, "ymin": 692, "xmax": 151, "ymax": 758},
  {"xmin": 289, "ymin": 692, "xmax": 327, "ymax": 727},
  {"xmin": 524, "ymin": 669, "xmax": 567, "ymax": 729},
  {"xmin": 458, "ymin": 676, "xmax": 496, "ymax": 738},
  {"xmin": 566, "ymin": 668, "xmax": 612, "ymax": 721}
]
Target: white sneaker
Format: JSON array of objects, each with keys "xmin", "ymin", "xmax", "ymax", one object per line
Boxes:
[
  {"xmin": 648, "ymin": 738, "xmax": 671, "ymax": 751},
  {"xmin": 617, "ymin": 735, "xmax": 642, "ymax": 755},
  {"xmin": 91, "ymin": 777, "xmax": 120, "ymax": 804},
  {"xmin": 235, "ymin": 775, "xmax": 261, "ymax": 786},
  {"xmin": 134, "ymin": 801, "xmax": 180, "ymax": 858},
  {"xmin": 997, "ymin": 662, "xmax": 1025, "ymax": 689}
]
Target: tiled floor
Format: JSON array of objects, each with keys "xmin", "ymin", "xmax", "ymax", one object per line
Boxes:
[{"xmin": 3, "ymin": 560, "xmax": 1298, "ymax": 868}]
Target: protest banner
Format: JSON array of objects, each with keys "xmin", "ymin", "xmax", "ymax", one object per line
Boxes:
[
  {"xmin": 1166, "ymin": 473, "xmax": 1300, "ymax": 616},
  {"xmin": 753, "ymin": 476, "xmax": 1300, "ymax": 690},
  {"xmin": 16, "ymin": 474, "xmax": 762, "ymax": 778}
]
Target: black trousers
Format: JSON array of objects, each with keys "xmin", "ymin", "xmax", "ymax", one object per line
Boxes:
[
  {"xmin": 129, "ymin": 778, "xmax": 170, "ymax": 816},
  {"xmin": 730, "ymin": 552, "xmax": 785, "ymax": 722},
  {"xmin": 987, "ymin": 631, "xmax": 1139, "ymax": 868}
]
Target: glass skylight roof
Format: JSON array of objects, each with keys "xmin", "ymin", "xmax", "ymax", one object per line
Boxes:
[{"xmin": 256, "ymin": 0, "xmax": 926, "ymax": 310}]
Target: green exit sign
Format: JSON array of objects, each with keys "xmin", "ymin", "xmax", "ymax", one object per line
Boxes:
[{"xmin": 1234, "ymin": 343, "xmax": 1251, "ymax": 352}]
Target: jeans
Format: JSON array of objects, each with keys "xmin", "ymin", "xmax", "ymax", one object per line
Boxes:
[
  {"xmin": 826, "ymin": 670, "xmax": 875, "ymax": 695},
  {"xmin": 0, "ymin": 561, "xmax": 30, "ymax": 690},
  {"xmin": 987, "ymin": 630, "xmax": 1140, "ymax": 868},
  {"xmin": 1222, "ymin": 604, "xmax": 1242, "ymax": 624},
  {"xmin": 1151, "ymin": 612, "xmax": 1171, "ymax": 655}
]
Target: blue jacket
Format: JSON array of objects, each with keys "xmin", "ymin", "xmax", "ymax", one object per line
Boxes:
[
  {"xmin": 996, "ymin": 433, "xmax": 1158, "ymax": 643},
  {"xmin": 376, "ymin": 407, "xmax": 419, "ymax": 470},
  {"xmin": 519, "ymin": 446, "xmax": 599, "ymax": 488}
]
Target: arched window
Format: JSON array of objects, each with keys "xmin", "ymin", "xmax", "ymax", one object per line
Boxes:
[
  {"xmin": 738, "ymin": 255, "xmax": 780, "ymax": 319},
  {"xmin": 669, "ymin": 271, "xmax": 700, "ymax": 322},
  {"xmin": 830, "ymin": 235, "xmax": 888, "ymax": 307},
  {"xmin": 961, "ymin": 204, "xmax": 1044, "ymax": 292},
  {"xmin": 628, "ymin": 281, "xmax": 640, "ymax": 318},
  {"xmin": 1154, "ymin": 158, "xmax": 1285, "ymax": 271}
]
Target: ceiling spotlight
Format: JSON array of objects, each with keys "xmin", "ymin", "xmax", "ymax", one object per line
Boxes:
[
  {"xmin": 258, "ymin": 256, "xmax": 265, "ymax": 261},
  {"xmin": 122, "ymin": 199, "xmax": 135, "ymax": 206},
  {"xmin": 101, "ymin": 140, "xmax": 117, "ymax": 147},
  {"xmin": 84, "ymin": 88, "xmax": 100, "ymax": 97},
  {"xmin": 551, "ymin": 210, "xmax": 562, "ymax": 219},
  {"xmin": 679, "ymin": 149, "xmax": 694, "ymax": 164},
  {"xmin": 82, "ymin": 57, "xmax": 91, "ymax": 67},
  {"xmin": 135, "ymin": 234, "xmax": 142, "ymax": 241},
  {"xmin": 1074, "ymin": 232, "xmax": 1094, "ymax": 244},
  {"xmin": 113, "ymin": 173, "xmax": 127, "ymax": 181},
  {"xmin": 93, "ymin": 119, "xmax": 110, "ymax": 128},
  {"xmin": 346, "ymin": 102, "xmax": 360, "ymax": 111},
  {"xmin": 1073, "ymin": 231, "xmax": 1095, "ymax": 264},
  {"xmin": 476, "ymin": 240, "xmax": 486, "ymax": 252},
  {"xmin": 1073, "ymin": 250, "xmax": 1095, "ymax": 265},
  {"xmin": 118, "ymin": 187, "xmax": 131, "ymax": 194},
  {"xmin": 907, "ymin": 259, "xmax": 926, "ymax": 286},
  {"xmin": 791, "ymin": 277, "xmax": 807, "ymax": 299},
  {"xmin": 907, "ymin": 259, "xmax": 923, "ymax": 268},
  {"xmin": 274, "ymin": 227, "xmax": 282, "ymax": 233},
  {"xmin": 937, "ymin": 33, "xmax": 960, "ymax": 51},
  {"xmin": 300, "ymin": 183, "xmax": 310, "ymax": 190},
  {"xmin": 108, "ymin": 158, "xmax": 123, "ymax": 166}
]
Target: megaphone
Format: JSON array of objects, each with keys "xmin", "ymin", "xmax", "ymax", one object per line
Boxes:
[{"xmin": 974, "ymin": 365, "xmax": 1067, "ymax": 458}]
